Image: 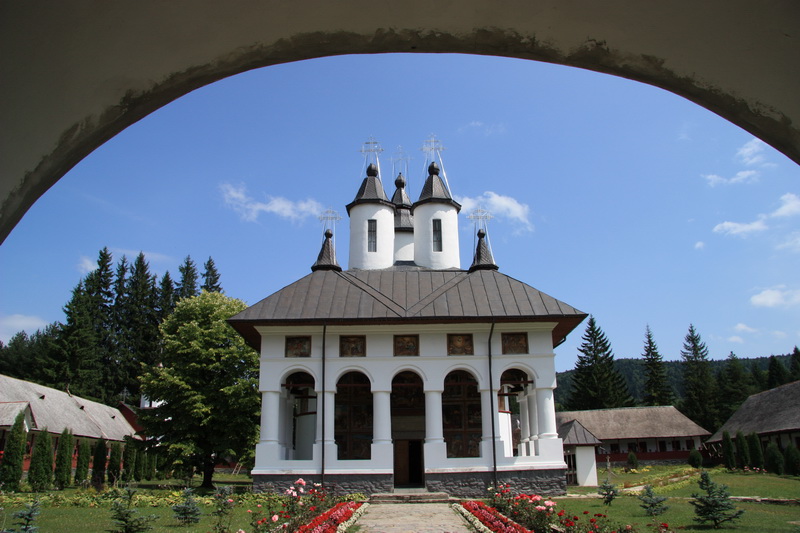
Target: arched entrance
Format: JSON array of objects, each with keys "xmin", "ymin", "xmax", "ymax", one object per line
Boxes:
[
  {"xmin": 334, "ymin": 371, "xmax": 373, "ymax": 460},
  {"xmin": 499, "ymin": 368, "xmax": 532, "ymax": 457},
  {"xmin": 442, "ymin": 370, "xmax": 482, "ymax": 458},
  {"xmin": 391, "ymin": 371, "xmax": 425, "ymax": 487},
  {"xmin": 283, "ymin": 371, "xmax": 316, "ymax": 460}
]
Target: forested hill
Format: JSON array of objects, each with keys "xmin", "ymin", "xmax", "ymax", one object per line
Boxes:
[{"xmin": 554, "ymin": 353, "xmax": 794, "ymax": 408}]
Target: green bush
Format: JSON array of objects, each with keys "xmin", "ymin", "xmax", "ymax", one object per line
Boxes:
[
  {"xmin": 784, "ymin": 443, "xmax": 800, "ymax": 476},
  {"xmin": 688, "ymin": 448, "xmax": 703, "ymax": 468},
  {"xmin": 627, "ymin": 451, "xmax": 639, "ymax": 470},
  {"xmin": 735, "ymin": 430, "xmax": 750, "ymax": 469},
  {"xmin": 747, "ymin": 433, "xmax": 764, "ymax": 469},
  {"xmin": 721, "ymin": 431, "xmax": 736, "ymax": 470},
  {"xmin": 74, "ymin": 439, "xmax": 91, "ymax": 485},
  {"xmin": 27, "ymin": 430, "xmax": 53, "ymax": 492},
  {"xmin": 0, "ymin": 412, "xmax": 27, "ymax": 491},
  {"xmin": 122, "ymin": 439, "xmax": 137, "ymax": 483},
  {"xmin": 91, "ymin": 438, "xmax": 108, "ymax": 490},
  {"xmin": 54, "ymin": 428, "xmax": 74, "ymax": 489},
  {"xmin": 764, "ymin": 442, "xmax": 785, "ymax": 475},
  {"xmin": 107, "ymin": 442, "xmax": 122, "ymax": 485}
]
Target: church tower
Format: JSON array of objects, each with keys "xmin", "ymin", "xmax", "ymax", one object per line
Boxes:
[
  {"xmin": 346, "ymin": 163, "xmax": 395, "ymax": 269},
  {"xmin": 391, "ymin": 173, "xmax": 414, "ymax": 263},
  {"xmin": 411, "ymin": 161, "xmax": 461, "ymax": 269}
]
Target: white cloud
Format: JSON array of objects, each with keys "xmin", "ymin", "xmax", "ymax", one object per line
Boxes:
[
  {"xmin": 456, "ymin": 191, "xmax": 533, "ymax": 233},
  {"xmin": 770, "ymin": 192, "xmax": 800, "ymax": 218},
  {"xmin": 458, "ymin": 121, "xmax": 507, "ymax": 136},
  {"xmin": 78, "ymin": 256, "xmax": 96, "ymax": 274},
  {"xmin": 727, "ymin": 336, "xmax": 745, "ymax": 344},
  {"xmin": 694, "ymin": 241, "xmax": 705, "ymax": 250},
  {"xmin": 0, "ymin": 314, "xmax": 50, "ymax": 345},
  {"xmin": 734, "ymin": 323, "xmax": 757, "ymax": 333},
  {"xmin": 750, "ymin": 286, "xmax": 800, "ymax": 308},
  {"xmin": 221, "ymin": 183, "xmax": 324, "ymax": 223},
  {"xmin": 771, "ymin": 330, "xmax": 788, "ymax": 339},
  {"xmin": 702, "ymin": 170, "xmax": 759, "ymax": 187},
  {"xmin": 712, "ymin": 217, "xmax": 768, "ymax": 236},
  {"xmin": 736, "ymin": 138, "xmax": 767, "ymax": 166},
  {"xmin": 777, "ymin": 231, "xmax": 800, "ymax": 252}
]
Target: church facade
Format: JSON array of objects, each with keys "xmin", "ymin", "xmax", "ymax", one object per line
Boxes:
[{"xmin": 229, "ymin": 158, "xmax": 586, "ymax": 497}]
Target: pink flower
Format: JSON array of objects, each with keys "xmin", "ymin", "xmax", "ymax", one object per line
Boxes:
[
  {"xmin": 227, "ymin": 499, "xmax": 234, "ymax": 503},
  {"xmin": 545, "ymin": 500, "xmax": 556, "ymax": 507},
  {"xmin": 272, "ymin": 514, "xmax": 279, "ymax": 522},
  {"xmin": 296, "ymin": 478, "xmax": 306, "ymax": 486},
  {"xmin": 531, "ymin": 494, "xmax": 542, "ymax": 502},
  {"xmin": 536, "ymin": 505, "xmax": 546, "ymax": 511},
  {"xmin": 257, "ymin": 504, "xmax": 262, "ymax": 508}
]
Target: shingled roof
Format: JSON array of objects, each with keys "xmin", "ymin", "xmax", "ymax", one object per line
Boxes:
[
  {"xmin": 0, "ymin": 374, "xmax": 139, "ymax": 441},
  {"xmin": 556, "ymin": 406, "xmax": 711, "ymax": 441},
  {"xmin": 229, "ymin": 266, "xmax": 586, "ymax": 349},
  {"xmin": 707, "ymin": 380, "xmax": 800, "ymax": 443},
  {"xmin": 558, "ymin": 418, "xmax": 602, "ymax": 446}
]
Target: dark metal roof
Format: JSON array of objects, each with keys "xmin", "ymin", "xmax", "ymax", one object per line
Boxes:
[
  {"xmin": 707, "ymin": 380, "xmax": 800, "ymax": 442},
  {"xmin": 469, "ymin": 229, "xmax": 498, "ymax": 272},
  {"xmin": 413, "ymin": 162, "xmax": 461, "ymax": 212},
  {"xmin": 345, "ymin": 163, "xmax": 393, "ymax": 214},
  {"xmin": 310, "ymin": 229, "xmax": 342, "ymax": 272},
  {"xmin": 392, "ymin": 173, "xmax": 414, "ymax": 231},
  {"xmin": 229, "ymin": 266, "xmax": 586, "ymax": 350},
  {"xmin": 558, "ymin": 419, "xmax": 602, "ymax": 446}
]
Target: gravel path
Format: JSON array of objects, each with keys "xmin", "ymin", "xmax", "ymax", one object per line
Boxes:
[{"xmin": 355, "ymin": 503, "xmax": 473, "ymax": 533}]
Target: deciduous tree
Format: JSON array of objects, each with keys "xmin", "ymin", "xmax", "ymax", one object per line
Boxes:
[{"xmin": 139, "ymin": 291, "xmax": 259, "ymax": 488}]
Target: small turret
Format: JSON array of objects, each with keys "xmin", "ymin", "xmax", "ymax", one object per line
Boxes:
[
  {"xmin": 391, "ymin": 173, "xmax": 414, "ymax": 263},
  {"xmin": 311, "ymin": 229, "xmax": 342, "ymax": 272},
  {"xmin": 346, "ymin": 163, "xmax": 395, "ymax": 269},
  {"xmin": 469, "ymin": 229, "xmax": 498, "ymax": 272},
  {"xmin": 412, "ymin": 162, "xmax": 461, "ymax": 269}
]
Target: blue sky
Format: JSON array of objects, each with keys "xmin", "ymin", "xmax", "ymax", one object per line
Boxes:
[{"xmin": 1, "ymin": 53, "xmax": 799, "ymax": 372}]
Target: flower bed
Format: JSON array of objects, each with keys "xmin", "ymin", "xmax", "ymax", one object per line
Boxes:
[
  {"xmin": 295, "ymin": 501, "xmax": 364, "ymax": 533},
  {"xmin": 459, "ymin": 500, "xmax": 529, "ymax": 533}
]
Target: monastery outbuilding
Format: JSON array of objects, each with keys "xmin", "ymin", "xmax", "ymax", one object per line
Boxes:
[{"xmin": 229, "ymin": 149, "xmax": 587, "ymax": 497}]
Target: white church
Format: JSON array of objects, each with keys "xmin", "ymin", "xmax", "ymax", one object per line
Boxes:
[{"xmin": 229, "ymin": 148, "xmax": 588, "ymax": 497}]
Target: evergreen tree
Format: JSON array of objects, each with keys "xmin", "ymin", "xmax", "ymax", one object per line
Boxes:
[
  {"xmin": 747, "ymin": 433, "xmax": 764, "ymax": 469},
  {"xmin": 766, "ymin": 355, "xmax": 790, "ymax": 389},
  {"xmin": 54, "ymin": 428, "xmax": 74, "ymax": 489},
  {"xmin": 74, "ymin": 439, "xmax": 91, "ymax": 486},
  {"xmin": 91, "ymin": 438, "xmax": 108, "ymax": 489},
  {"xmin": 565, "ymin": 316, "xmax": 633, "ymax": 410},
  {"xmin": 201, "ymin": 257, "xmax": 222, "ymax": 293},
  {"xmin": 122, "ymin": 438, "xmax": 138, "ymax": 483},
  {"xmin": 690, "ymin": 471, "xmax": 744, "ymax": 528},
  {"xmin": 134, "ymin": 447, "xmax": 145, "ymax": 482},
  {"xmin": 172, "ymin": 488, "xmax": 203, "ymax": 525},
  {"xmin": 716, "ymin": 352, "xmax": 753, "ymax": 424},
  {"xmin": 597, "ymin": 478, "xmax": 618, "ymax": 505},
  {"xmin": 156, "ymin": 271, "xmax": 176, "ymax": 323},
  {"xmin": 750, "ymin": 361, "xmax": 768, "ymax": 391},
  {"xmin": 784, "ymin": 443, "xmax": 800, "ymax": 476},
  {"xmin": 734, "ymin": 430, "xmax": 750, "ymax": 470},
  {"xmin": 789, "ymin": 346, "xmax": 800, "ymax": 381},
  {"xmin": 688, "ymin": 448, "xmax": 703, "ymax": 468},
  {"xmin": 28, "ymin": 430, "xmax": 54, "ymax": 492},
  {"xmin": 108, "ymin": 487, "xmax": 157, "ymax": 533},
  {"xmin": 139, "ymin": 292, "xmax": 259, "ymax": 488},
  {"xmin": 176, "ymin": 256, "xmax": 199, "ymax": 300},
  {"xmin": 679, "ymin": 325, "xmax": 718, "ymax": 431},
  {"xmin": 0, "ymin": 411, "xmax": 27, "ymax": 491},
  {"xmin": 640, "ymin": 325, "xmax": 674, "ymax": 406},
  {"xmin": 637, "ymin": 485, "xmax": 669, "ymax": 516},
  {"xmin": 107, "ymin": 441, "xmax": 123, "ymax": 485},
  {"xmin": 721, "ymin": 432, "xmax": 736, "ymax": 470},
  {"xmin": 764, "ymin": 442, "xmax": 785, "ymax": 474}
]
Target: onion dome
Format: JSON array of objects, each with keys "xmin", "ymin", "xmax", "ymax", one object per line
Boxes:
[
  {"xmin": 345, "ymin": 163, "xmax": 393, "ymax": 214},
  {"xmin": 413, "ymin": 162, "xmax": 461, "ymax": 212},
  {"xmin": 391, "ymin": 173, "xmax": 414, "ymax": 232}
]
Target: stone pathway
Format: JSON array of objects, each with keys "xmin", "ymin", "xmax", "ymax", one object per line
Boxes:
[{"xmin": 355, "ymin": 503, "xmax": 472, "ymax": 533}]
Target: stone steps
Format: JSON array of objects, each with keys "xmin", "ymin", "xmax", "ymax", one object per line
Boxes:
[{"xmin": 369, "ymin": 491, "xmax": 455, "ymax": 504}]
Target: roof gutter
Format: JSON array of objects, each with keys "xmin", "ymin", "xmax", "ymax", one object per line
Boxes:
[
  {"xmin": 487, "ymin": 320, "xmax": 498, "ymax": 488},
  {"xmin": 321, "ymin": 323, "xmax": 327, "ymax": 488}
]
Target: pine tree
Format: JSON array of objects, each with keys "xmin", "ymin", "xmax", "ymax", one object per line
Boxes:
[
  {"xmin": 679, "ymin": 325, "xmax": 718, "ymax": 432},
  {"xmin": 597, "ymin": 478, "xmax": 618, "ymax": 505},
  {"xmin": 28, "ymin": 430, "xmax": 54, "ymax": 492},
  {"xmin": 91, "ymin": 438, "xmax": 107, "ymax": 489},
  {"xmin": 134, "ymin": 448, "xmax": 145, "ymax": 482},
  {"xmin": 156, "ymin": 271, "xmax": 176, "ymax": 323},
  {"xmin": 201, "ymin": 257, "xmax": 222, "ymax": 293},
  {"xmin": 690, "ymin": 471, "xmax": 744, "ymax": 528},
  {"xmin": 637, "ymin": 485, "xmax": 669, "ymax": 516},
  {"xmin": 108, "ymin": 487, "xmax": 157, "ymax": 533},
  {"xmin": 565, "ymin": 316, "xmax": 633, "ymax": 410},
  {"xmin": 764, "ymin": 442, "xmax": 785, "ymax": 474},
  {"xmin": 641, "ymin": 325, "xmax": 674, "ymax": 406},
  {"xmin": 716, "ymin": 352, "xmax": 753, "ymax": 424},
  {"xmin": 0, "ymin": 411, "xmax": 27, "ymax": 491},
  {"xmin": 107, "ymin": 441, "xmax": 123, "ymax": 485},
  {"xmin": 734, "ymin": 430, "xmax": 750, "ymax": 470},
  {"xmin": 789, "ymin": 346, "xmax": 800, "ymax": 381},
  {"xmin": 176, "ymin": 256, "xmax": 199, "ymax": 300},
  {"xmin": 54, "ymin": 428, "xmax": 74, "ymax": 489},
  {"xmin": 750, "ymin": 361, "xmax": 768, "ymax": 391},
  {"xmin": 74, "ymin": 439, "xmax": 91, "ymax": 486},
  {"xmin": 721, "ymin": 432, "xmax": 736, "ymax": 470},
  {"xmin": 122, "ymin": 438, "xmax": 138, "ymax": 483},
  {"xmin": 766, "ymin": 355, "xmax": 790, "ymax": 389},
  {"xmin": 747, "ymin": 433, "xmax": 764, "ymax": 469},
  {"xmin": 172, "ymin": 488, "xmax": 203, "ymax": 526}
]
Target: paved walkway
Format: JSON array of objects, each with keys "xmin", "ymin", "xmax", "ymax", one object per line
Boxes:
[{"xmin": 355, "ymin": 503, "xmax": 472, "ymax": 533}]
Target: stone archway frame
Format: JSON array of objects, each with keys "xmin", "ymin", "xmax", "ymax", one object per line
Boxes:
[{"xmin": 2, "ymin": 2, "xmax": 799, "ymax": 243}]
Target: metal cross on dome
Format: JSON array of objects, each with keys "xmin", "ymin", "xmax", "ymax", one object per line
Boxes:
[
  {"xmin": 420, "ymin": 134, "xmax": 452, "ymax": 193},
  {"xmin": 359, "ymin": 136, "xmax": 384, "ymax": 175},
  {"xmin": 468, "ymin": 207, "xmax": 495, "ymax": 254},
  {"xmin": 390, "ymin": 145, "xmax": 411, "ymax": 179}
]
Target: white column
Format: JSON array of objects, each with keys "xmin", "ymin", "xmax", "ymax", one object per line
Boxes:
[
  {"xmin": 323, "ymin": 391, "xmax": 336, "ymax": 443},
  {"xmin": 261, "ymin": 391, "xmax": 281, "ymax": 443},
  {"xmin": 527, "ymin": 390, "xmax": 539, "ymax": 453},
  {"xmin": 373, "ymin": 391, "xmax": 392, "ymax": 444},
  {"xmin": 425, "ymin": 390, "xmax": 444, "ymax": 443},
  {"xmin": 535, "ymin": 387, "xmax": 557, "ymax": 438},
  {"xmin": 480, "ymin": 388, "xmax": 500, "ymax": 459},
  {"xmin": 518, "ymin": 393, "xmax": 531, "ymax": 456}
]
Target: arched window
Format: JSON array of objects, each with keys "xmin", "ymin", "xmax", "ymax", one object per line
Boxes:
[
  {"xmin": 442, "ymin": 370, "xmax": 481, "ymax": 458},
  {"xmin": 335, "ymin": 372, "xmax": 373, "ymax": 460},
  {"xmin": 284, "ymin": 372, "xmax": 316, "ymax": 460}
]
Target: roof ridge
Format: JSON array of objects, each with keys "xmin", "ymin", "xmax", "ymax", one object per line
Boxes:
[
  {"xmin": 337, "ymin": 271, "xmax": 406, "ymax": 317},
  {"xmin": 405, "ymin": 271, "xmax": 470, "ymax": 316}
]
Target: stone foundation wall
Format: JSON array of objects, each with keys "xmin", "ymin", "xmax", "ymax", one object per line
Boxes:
[
  {"xmin": 426, "ymin": 468, "xmax": 566, "ymax": 498},
  {"xmin": 253, "ymin": 473, "xmax": 393, "ymax": 496}
]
